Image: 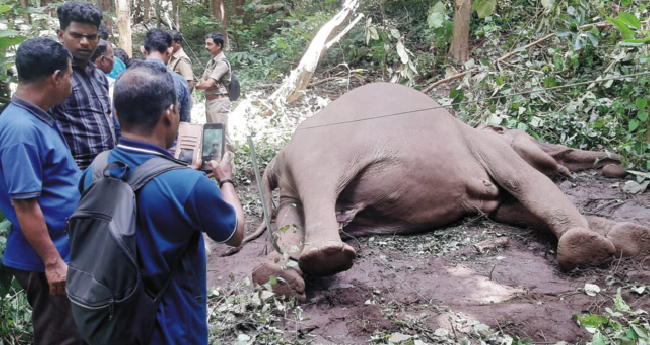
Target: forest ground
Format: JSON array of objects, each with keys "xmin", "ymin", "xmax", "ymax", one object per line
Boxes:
[{"xmin": 206, "ymin": 168, "xmax": 650, "ymax": 344}]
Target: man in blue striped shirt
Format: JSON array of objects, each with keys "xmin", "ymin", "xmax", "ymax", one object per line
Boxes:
[{"xmin": 50, "ymin": 1, "xmax": 115, "ymax": 171}]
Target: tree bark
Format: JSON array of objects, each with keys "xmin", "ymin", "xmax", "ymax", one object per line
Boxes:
[
  {"xmin": 155, "ymin": 0, "xmax": 161, "ymax": 28},
  {"xmin": 233, "ymin": 0, "xmax": 245, "ymax": 16},
  {"xmin": 115, "ymin": 0, "xmax": 132, "ymax": 56},
  {"xmin": 448, "ymin": 0, "xmax": 472, "ymax": 62},
  {"xmin": 20, "ymin": 0, "xmax": 31, "ymax": 24},
  {"xmin": 268, "ymin": 0, "xmax": 362, "ymax": 104},
  {"xmin": 172, "ymin": 0, "xmax": 180, "ymax": 29},
  {"xmin": 211, "ymin": 0, "xmax": 227, "ymax": 40},
  {"xmin": 133, "ymin": 0, "xmax": 142, "ymax": 24},
  {"xmin": 143, "ymin": 0, "xmax": 150, "ymax": 19},
  {"xmin": 99, "ymin": 0, "xmax": 113, "ymax": 41}
]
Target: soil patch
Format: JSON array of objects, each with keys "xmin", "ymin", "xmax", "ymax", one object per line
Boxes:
[{"xmin": 207, "ymin": 171, "xmax": 650, "ymax": 344}]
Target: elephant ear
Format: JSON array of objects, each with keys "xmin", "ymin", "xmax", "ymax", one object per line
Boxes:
[{"xmin": 477, "ymin": 124, "xmax": 507, "ymax": 134}]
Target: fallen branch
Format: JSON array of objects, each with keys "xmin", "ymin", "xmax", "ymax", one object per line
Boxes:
[
  {"xmin": 255, "ymin": 84, "xmax": 280, "ymax": 89},
  {"xmin": 324, "ymin": 13, "xmax": 364, "ymax": 50},
  {"xmin": 255, "ymin": 75, "xmax": 366, "ymax": 90},
  {"xmin": 422, "ymin": 69, "xmax": 474, "ymax": 95},
  {"xmin": 308, "ymin": 77, "xmax": 340, "ymax": 87},
  {"xmin": 267, "ymin": 0, "xmax": 362, "ymax": 104}
]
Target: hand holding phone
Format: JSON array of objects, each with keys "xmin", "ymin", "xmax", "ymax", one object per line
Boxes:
[
  {"xmin": 206, "ymin": 152, "xmax": 233, "ymax": 181},
  {"xmin": 201, "ymin": 123, "xmax": 226, "ymax": 173}
]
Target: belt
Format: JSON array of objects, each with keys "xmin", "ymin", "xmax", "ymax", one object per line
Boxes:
[{"xmin": 205, "ymin": 94, "xmax": 229, "ymax": 100}]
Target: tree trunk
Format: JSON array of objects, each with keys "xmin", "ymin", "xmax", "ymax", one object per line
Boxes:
[
  {"xmin": 268, "ymin": 0, "xmax": 362, "ymax": 104},
  {"xmin": 115, "ymin": 0, "xmax": 132, "ymax": 56},
  {"xmin": 133, "ymin": 0, "xmax": 142, "ymax": 24},
  {"xmin": 211, "ymin": 0, "xmax": 227, "ymax": 36},
  {"xmin": 20, "ymin": 0, "xmax": 31, "ymax": 24},
  {"xmin": 233, "ymin": 0, "xmax": 245, "ymax": 16},
  {"xmin": 40, "ymin": 0, "xmax": 53, "ymax": 16},
  {"xmin": 448, "ymin": 0, "xmax": 472, "ymax": 62},
  {"xmin": 156, "ymin": 0, "xmax": 161, "ymax": 28},
  {"xmin": 143, "ymin": 0, "xmax": 150, "ymax": 20},
  {"xmin": 172, "ymin": 0, "xmax": 180, "ymax": 29},
  {"xmin": 99, "ymin": 0, "xmax": 113, "ymax": 41}
]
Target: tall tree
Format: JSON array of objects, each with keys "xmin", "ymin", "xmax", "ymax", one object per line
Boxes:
[
  {"xmin": 172, "ymin": 0, "xmax": 179, "ymax": 29},
  {"xmin": 99, "ymin": 0, "xmax": 113, "ymax": 41},
  {"xmin": 115, "ymin": 0, "xmax": 132, "ymax": 56},
  {"xmin": 133, "ymin": 0, "xmax": 142, "ymax": 24},
  {"xmin": 233, "ymin": 0, "xmax": 245, "ymax": 16},
  {"xmin": 143, "ymin": 0, "xmax": 150, "ymax": 20},
  {"xmin": 20, "ymin": 0, "xmax": 31, "ymax": 24},
  {"xmin": 448, "ymin": 0, "xmax": 472, "ymax": 62},
  {"xmin": 156, "ymin": 0, "xmax": 161, "ymax": 28},
  {"xmin": 211, "ymin": 0, "xmax": 227, "ymax": 38}
]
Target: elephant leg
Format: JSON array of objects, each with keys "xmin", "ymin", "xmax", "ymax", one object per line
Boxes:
[
  {"xmin": 252, "ymin": 199, "xmax": 307, "ymax": 301},
  {"xmin": 586, "ymin": 217, "xmax": 650, "ymax": 259},
  {"xmin": 252, "ymin": 252, "xmax": 306, "ymax": 302},
  {"xmin": 491, "ymin": 197, "xmax": 547, "ymax": 229},
  {"xmin": 474, "ymin": 133, "xmax": 615, "ymax": 270},
  {"xmin": 298, "ymin": 195, "xmax": 356, "ymax": 277}
]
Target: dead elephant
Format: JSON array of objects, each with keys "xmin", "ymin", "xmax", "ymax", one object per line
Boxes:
[{"xmin": 251, "ymin": 83, "xmax": 649, "ymax": 301}]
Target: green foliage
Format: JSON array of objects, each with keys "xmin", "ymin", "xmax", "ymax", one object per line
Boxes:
[
  {"xmin": 573, "ymin": 288, "xmax": 650, "ymax": 344},
  {"xmin": 0, "ymin": 218, "xmax": 32, "ymax": 344},
  {"xmin": 441, "ymin": 0, "xmax": 650, "ymax": 171},
  {"xmin": 365, "ymin": 17, "xmax": 418, "ymax": 85},
  {"xmin": 472, "ymin": 0, "xmax": 497, "ymax": 19},
  {"xmin": 427, "ymin": 1, "xmax": 454, "ymax": 52}
]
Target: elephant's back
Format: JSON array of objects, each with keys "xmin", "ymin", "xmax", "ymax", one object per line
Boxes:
[{"xmin": 296, "ymin": 83, "xmax": 455, "ymax": 132}]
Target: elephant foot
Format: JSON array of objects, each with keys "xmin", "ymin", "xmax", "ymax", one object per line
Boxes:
[
  {"xmin": 252, "ymin": 253, "xmax": 306, "ymax": 302},
  {"xmin": 606, "ymin": 222, "xmax": 650, "ymax": 258},
  {"xmin": 298, "ymin": 240, "xmax": 356, "ymax": 276},
  {"xmin": 557, "ymin": 228, "xmax": 615, "ymax": 270}
]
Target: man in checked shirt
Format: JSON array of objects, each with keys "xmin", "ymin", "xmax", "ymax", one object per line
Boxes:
[{"xmin": 50, "ymin": 1, "xmax": 116, "ymax": 171}]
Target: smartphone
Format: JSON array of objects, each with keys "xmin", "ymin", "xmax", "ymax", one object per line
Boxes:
[
  {"xmin": 201, "ymin": 123, "xmax": 226, "ymax": 172},
  {"xmin": 174, "ymin": 122, "xmax": 203, "ymax": 166}
]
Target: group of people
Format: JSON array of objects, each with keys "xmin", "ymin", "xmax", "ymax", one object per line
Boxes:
[{"xmin": 0, "ymin": 1, "xmax": 244, "ymax": 344}]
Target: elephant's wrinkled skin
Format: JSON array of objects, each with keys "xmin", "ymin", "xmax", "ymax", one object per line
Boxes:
[{"xmin": 251, "ymin": 83, "xmax": 649, "ymax": 301}]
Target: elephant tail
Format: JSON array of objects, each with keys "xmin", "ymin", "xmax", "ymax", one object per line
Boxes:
[{"xmin": 262, "ymin": 157, "xmax": 279, "ymax": 222}]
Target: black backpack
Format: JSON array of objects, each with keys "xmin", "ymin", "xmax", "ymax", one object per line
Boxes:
[
  {"xmin": 220, "ymin": 58, "xmax": 240, "ymax": 101},
  {"xmin": 66, "ymin": 151, "xmax": 202, "ymax": 345}
]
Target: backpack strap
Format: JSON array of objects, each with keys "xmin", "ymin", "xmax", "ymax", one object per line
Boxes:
[
  {"xmin": 125, "ymin": 156, "xmax": 187, "ymax": 191},
  {"xmin": 126, "ymin": 156, "xmax": 203, "ymax": 305},
  {"xmin": 91, "ymin": 151, "xmax": 111, "ymax": 181},
  {"xmin": 218, "ymin": 57, "xmax": 232, "ymax": 86}
]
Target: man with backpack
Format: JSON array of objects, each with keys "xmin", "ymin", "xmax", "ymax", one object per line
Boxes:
[
  {"xmin": 0, "ymin": 38, "xmax": 86, "ymax": 345},
  {"xmin": 72, "ymin": 63, "xmax": 245, "ymax": 344},
  {"xmin": 196, "ymin": 33, "xmax": 235, "ymax": 155}
]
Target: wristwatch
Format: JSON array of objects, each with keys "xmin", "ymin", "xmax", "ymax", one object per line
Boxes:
[{"xmin": 218, "ymin": 179, "xmax": 237, "ymax": 188}]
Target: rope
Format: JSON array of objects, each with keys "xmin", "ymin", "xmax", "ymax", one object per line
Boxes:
[{"xmin": 298, "ymin": 71, "xmax": 650, "ymax": 131}]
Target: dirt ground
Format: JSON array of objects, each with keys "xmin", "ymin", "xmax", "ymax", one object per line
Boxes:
[{"xmin": 206, "ymin": 169, "xmax": 650, "ymax": 344}]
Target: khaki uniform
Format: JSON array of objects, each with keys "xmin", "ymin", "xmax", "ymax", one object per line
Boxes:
[
  {"xmin": 168, "ymin": 47, "xmax": 194, "ymax": 83},
  {"xmin": 203, "ymin": 52, "xmax": 233, "ymax": 153}
]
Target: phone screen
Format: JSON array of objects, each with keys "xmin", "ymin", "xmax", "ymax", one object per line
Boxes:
[{"xmin": 202, "ymin": 128, "xmax": 224, "ymax": 163}]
